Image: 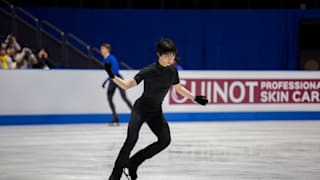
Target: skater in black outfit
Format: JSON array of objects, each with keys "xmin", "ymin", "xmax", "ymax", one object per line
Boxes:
[{"xmin": 105, "ymin": 39, "xmax": 208, "ymax": 180}]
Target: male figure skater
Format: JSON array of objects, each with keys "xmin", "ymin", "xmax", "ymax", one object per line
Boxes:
[
  {"xmin": 100, "ymin": 43, "xmax": 133, "ymax": 124},
  {"xmin": 105, "ymin": 39, "xmax": 208, "ymax": 180}
]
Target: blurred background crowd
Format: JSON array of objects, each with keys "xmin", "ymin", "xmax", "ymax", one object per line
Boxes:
[{"xmin": 1, "ymin": 33, "xmax": 54, "ymax": 69}]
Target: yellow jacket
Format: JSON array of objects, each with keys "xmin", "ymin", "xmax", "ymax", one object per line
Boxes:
[{"xmin": 0, "ymin": 55, "xmax": 9, "ymax": 69}]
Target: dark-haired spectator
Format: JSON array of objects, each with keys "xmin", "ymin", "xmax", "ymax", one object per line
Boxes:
[
  {"xmin": 6, "ymin": 47, "xmax": 17, "ymax": 65},
  {"xmin": 3, "ymin": 34, "xmax": 21, "ymax": 52},
  {"xmin": 33, "ymin": 48, "xmax": 55, "ymax": 69},
  {"xmin": 15, "ymin": 47, "xmax": 37, "ymax": 69}
]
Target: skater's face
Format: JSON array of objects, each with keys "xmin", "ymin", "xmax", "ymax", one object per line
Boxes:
[
  {"xmin": 158, "ymin": 53, "xmax": 175, "ymax": 67},
  {"xmin": 100, "ymin": 46, "xmax": 110, "ymax": 57}
]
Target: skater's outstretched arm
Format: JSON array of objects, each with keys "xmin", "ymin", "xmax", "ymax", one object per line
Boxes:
[
  {"xmin": 112, "ymin": 77, "xmax": 137, "ymax": 90},
  {"xmin": 104, "ymin": 62, "xmax": 137, "ymax": 90},
  {"xmin": 174, "ymin": 83, "xmax": 208, "ymax": 105},
  {"xmin": 174, "ymin": 83, "xmax": 195, "ymax": 100}
]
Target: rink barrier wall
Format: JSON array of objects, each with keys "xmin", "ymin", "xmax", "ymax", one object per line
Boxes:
[{"xmin": 0, "ymin": 70, "xmax": 319, "ymax": 125}]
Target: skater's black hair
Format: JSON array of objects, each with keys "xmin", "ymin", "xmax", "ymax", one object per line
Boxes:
[{"xmin": 157, "ymin": 39, "xmax": 177, "ymax": 56}]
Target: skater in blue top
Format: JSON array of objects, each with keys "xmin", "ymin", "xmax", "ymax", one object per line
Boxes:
[{"xmin": 100, "ymin": 43, "xmax": 133, "ymax": 124}]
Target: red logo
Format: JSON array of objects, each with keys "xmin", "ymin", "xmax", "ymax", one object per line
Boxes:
[{"xmin": 169, "ymin": 79, "xmax": 320, "ymax": 104}]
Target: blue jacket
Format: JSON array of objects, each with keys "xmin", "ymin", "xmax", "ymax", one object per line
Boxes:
[{"xmin": 103, "ymin": 54, "xmax": 120, "ymax": 77}]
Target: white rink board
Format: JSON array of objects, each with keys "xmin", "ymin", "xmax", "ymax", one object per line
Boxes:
[{"xmin": 0, "ymin": 70, "xmax": 320, "ymax": 115}]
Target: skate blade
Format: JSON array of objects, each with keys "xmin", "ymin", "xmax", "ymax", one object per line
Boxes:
[{"xmin": 123, "ymin": 168, "xmax": 131, "ymax": 180}]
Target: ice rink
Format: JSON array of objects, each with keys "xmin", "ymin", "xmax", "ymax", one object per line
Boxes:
[{"xmin": 0, "ymin": 121, "xmax": 320, "ymax": 180}]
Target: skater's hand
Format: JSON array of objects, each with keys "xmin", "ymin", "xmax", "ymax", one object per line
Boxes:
[
  {"xmin": 195, "ymin": 95, "xmax": 208, "ymax": 105},
  {"xmin": 102, "ymin": 80, "xmax": 107, "ymax": 88},
  {"xmin": 104, "ymin": 62, "xmax": 115, "ymax": 79}
]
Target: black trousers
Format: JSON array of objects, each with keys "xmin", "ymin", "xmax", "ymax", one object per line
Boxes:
[
  {"xmin": 107, "ymin": 80, "xmax": 133, "ymax": 119},
  {"xmin": 111, "ymin": 99, "xmax": 171, "ymax": 175}
]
